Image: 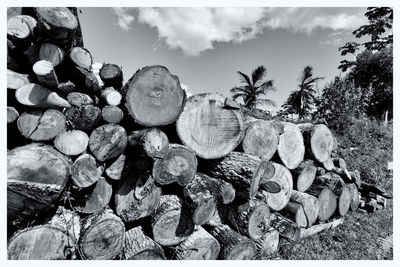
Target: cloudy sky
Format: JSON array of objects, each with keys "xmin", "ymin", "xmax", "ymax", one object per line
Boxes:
[{"xmin": 79, "ymin": 7, "xmax": 368, "ymax": 112}]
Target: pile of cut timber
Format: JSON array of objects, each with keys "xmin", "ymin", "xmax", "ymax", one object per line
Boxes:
[{"xmin": 7, "ymin": 7, "xmax": 391, "ymax": 260}]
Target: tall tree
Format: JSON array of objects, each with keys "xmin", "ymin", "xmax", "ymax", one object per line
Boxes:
[
  {"xmin": 282, "ymin": 66, "xmax": 324, "ymax": 119},
  {"xmin": 230, "ymin": 65, "xmax": 276, "ymax": 110}
]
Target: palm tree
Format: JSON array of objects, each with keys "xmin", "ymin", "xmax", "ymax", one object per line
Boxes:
[
  {"xmin": 230, "ymin": 65, "xmax": 276, "ymax": 110},
  {"xmin": 282, "ymin": 66, "xmax": 324, "ymax": 119}
]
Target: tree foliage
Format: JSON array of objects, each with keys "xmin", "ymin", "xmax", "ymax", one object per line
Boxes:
[{"xmin": 230, "ymin": 65, "xmax": 276, "ymax": 110}]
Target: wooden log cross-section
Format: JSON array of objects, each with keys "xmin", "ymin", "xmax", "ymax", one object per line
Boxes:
[
  {"xmin": 70, "ymin": 153, "xmax": 102, "ymax": 188},
  {"xmin": 102, "ymin": 105, "xmax": 124, "ymax": 124},
  {"xmin": 65, "ymin": 104, "xmax": 102, "ymax": 132},
  {"xmin": 292, "ymin": 159, "xmax": 317, "ymax": 192},
  {"xmin": 282, "ymin": 201, "xmax": 308, "ymax": 228},
  {"xmin": 298, "ymin": 123, "xmax": 334, "ymax": 163},
  {"xmin": 101, "ymin": 87, "xmax": 122, "ymax": 106},
  {"xmin": 99, "ymin": 63, "xmax": 123, "ymax": 89},
  {"xmin": 7, "ymin": 69, "xmax": 34, "ymax": 90},
  {"xmin": 32, "ymin": 60, "xmax": 59, "ymax": 89},
  {"xmin": 275, "ymin": 122, "xmax": 305, "ymax": 170},
  {"xmin": 54, "ymin": 130, "xmax": 89, "ymax": 156},
  {"xmin": 69, "ymin": 46, "xmax": 93, "ymax": 70},
  {"xmin": 253, "ymin": 229, "xmax": 279, "ymax": 258},
  {"xmin": 124, "ymin": 226, "xmax": 166, "ymax": 260},
  {"xmin": 128, "ymin": 128, "xmax": 169, "ymax": 160},
  {"xmin": 7, "ymin": 15, "xmax": 37, "ymax": 48},
  {"xmin": 289, "ymin": 190, "xmax": 319, "ymax": 227}
]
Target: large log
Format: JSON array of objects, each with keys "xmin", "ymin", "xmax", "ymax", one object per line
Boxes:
[
  {"xmin": 242, "ymin": 118, "xmax": 279, "ymax": 161},
  {"xmin": 276, "ymin": 122, "xmax": 305, "ymax": 169},
  {"xmin": 16, "ymin": 83, "xmax": 70, "ymax": 108},
  {"xmin": 170, "ymin": 226, "xmax": 220, "ymax": 260},
  {"xmin": 298, "ymin": 123, "xmax": 334, "ymax": 163},
  {"xmin": 128, "ymin": 128, "xmax": 169, "ymax": 159},
  {"xmin": 99, "ymin": 63, "xmax": 123, "ymax": 89},
  {"xmin": 39, "ymin": 42, "xmax": 66, "ymax": 67},
  {"xmin": 7, "ymin": 107, "xmax": 19, "ymax": 124},
  {"xmin": 152, "ymin": 144, "xmax": 197, "ymax": 186},
  {"xmin": 151, "ymin": 195, "xmax": 194, "ymax": 246},
  {"xmin": 254, "ymin": 229, "xmax": 279, "ymax": 258},
  {"xmin": 89, "ymin": 123, "xmax": 127, "ymax": 162},
  {"xmin": 176, "ymin": 93, "xmax": 244, "ymax": 159},
  {"xmin": 123, "ymin": 226, "xmax": 166, "ymax": 260},
  {"xmin": 292, "ymin": 159, "xmax": 317, "ymax": 192},
  {"xmin": 7, "ymin": 143, "xmax": 71, "ymax": 231},
  {"xmin": 54, "ymin": 130, "xmax": 89, "ymax": 156},
  {"xmin": 125, "ymin": 65, "xmax": 186, "ymax": 126},
  {"xmin": 65, "ymin": 104, "xmax": 102, "ymax": 132},
  {"xmin": 115, "ymin": 172, "xmax": 161, "ymax": 223},
  {"xmin": 289, "ymin": 190, "xmax": 319, "ymax": 227},
  {"xmin": 202, "ymin": 152, "xmax": 274, "ymax": 202},
  {"xmin": 207, "ymin": 224, "xmax": 257, "ymax": 260},
  {"xmin": 17, "ymin": 109, "xmax": 66, "ymax": 141},
  {"xmin": 78, "ymin": 208, "xmax": 125, "ymax": 260},
  {"xmin": 71, "ymin": 153, "xmax": 102, "ymax": 188},
  {"xmin": 7, "ymin": 69, "xmax": 34, "ymax": 90}
]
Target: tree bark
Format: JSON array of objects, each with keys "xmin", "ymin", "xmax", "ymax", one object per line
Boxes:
[
  {"xmin": 57, "ymin": 81, "xmax": 76, "ymax": 95},
  {"xmin": 276, "ymin": 122, "xmax": 305, "ymax": 169},
  {"xmin": 16, "ymin": 83, "xmax": 70, "ymax": 108},
  {"xmin": 289, "ymin": 190, "xmax": 319, "ymax": 227},
  {"xmin": 54, "ymin": 129, "xmax": 89, "ymax": 156},
  {"xmin": 99, "ymin": 63, "xmax": 123, "ymax": 89},
  {"xmin": 33, "ymin": 60, "xmax": 59, "ymax": 89},
  {"xmin": 102, "ymin": 105, "xmax": 124, "ymax": 124},
  {"xmin": 269, "ymin": 213, "xmax": 301, "ymax": 242},
  {"xmin": 47, "ymin": 206, "xmax": 81, "ymax": 243},
  {"xmin": 298, "ymin": 123, "xmax": 334, "ymax": 163},
  {"xmin": 195, "ymin": 173, "xmax": 236, "ymax": 205},
  {"xmin": 65, "ymin": 104, "xmax": 102, "ymax": 132},
  {"xmin": 299, "ymin": 217, "xmax": 344, "ymax": 239},
  {"xmin": 67, "ymin": 92, "xmax": 93, "ymax": 107},
  {"xmin": 292, "ymin": 159, "xmax": 317, "ymax": 192},
  {"xmin": 7, "ymin": 15, "xmax": 37, "ymax": 48},
  {"xmin": 124, "ymin": 226, "xmax": 166, "ymax": 260}
]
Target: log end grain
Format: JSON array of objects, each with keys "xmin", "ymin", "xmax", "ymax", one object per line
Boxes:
[{"xmin": 54, "ymin": 130, "xmax": 89, "ymax": 156}]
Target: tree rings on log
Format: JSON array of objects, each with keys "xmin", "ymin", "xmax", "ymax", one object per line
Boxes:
[
  {"xmin": 292, "ymin": 159, "xmax": 317, "ymax": 192},
  {"xmin": 283, "ymin": 201, "xmax": 308, "ymax": 227},
  {"xmin": 17, "ymin": 109, "xmax": 66, "ymax": 141},
  {"xmin": 153, "ymin": 144, "xmax": 197, "ymax": 186},
  {"xmin": 276, "ymin": 122, "xmax": 305, "ymax": 169},
  {"xmin": 128, "ymin": 128, "xmax": 169, "ymax": 159},
  {"xmin": 177, "ymin": 93, "xmax": 244, "ymax": 159},
  {"xmin": 125, "ymin": 65, "xmax": 186, "ymax": 126},
  {"xmin": 89, "ymin": 123, "xmax": 127, "ymax": 162},
  {"xmin": 54, "ymin": 130, "xmax": 89, "ymax": 156},
  {"xmin": 16, "ymin": 83, "xmax": 70, "ymax": 108},
  {"xmin": 306, "ymin": 184, "xmax": 337, "ymax": 221},
  {"xmin": 124, "ymin": 226, "xmax": 166, "ymax": 260},
  {"xmin": 298, "ymin": 123, "xmax": 334, "ymax": 163},
  {"xmin": 151, "ymin": 195, "xmax": 194, "ymax": 246},
  {"xmin": 39, "ymin": 43, "xmax": 65, "ymax": 67},
  {"xmin": 65, "ymin": 104, "xmax": 102, "ymax": 132},
  {"xmin": 69, "ymin": 47, "xmax": 93, "ymax": 70},
  {"xmin": 102, "ymin": 105, "xmax": 124, "ymax": 124},
  {"xmin": 99, "ymin": 63, "xmax": 123, "ymax": 89},
  {"xmin": 71, "ymin": 153, "xmax": 102, "ymax": 187}
]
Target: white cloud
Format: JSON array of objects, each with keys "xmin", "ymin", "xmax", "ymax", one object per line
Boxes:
[{"xmin": 111, "ymin": 7, "xmax": 135, "ymax": 32}]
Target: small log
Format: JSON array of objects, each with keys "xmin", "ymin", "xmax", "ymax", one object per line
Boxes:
[
  {"xmin": 292, "ymin": 159, "xmax": 317, "ymax": 192},
  {"xmin": 16, "ymin": 83, "xmax": 70, "ymax": 108},
  {"xmin": 69, "ymin": 47, "xmax": 93, "ymax": 70},
  {"xmin": 269, "ymin": 213, "xmax": 301, "ymax": 242},
  {"xmin": 102, "ymin": 105, "xmax": 124, "ymax": 124},
  {"xmin": 332, "ymin": 158, "xmax": 347, "ymax": 169},
  {"xmin": 8, "ymin": 225, "xmax": 75, "ymax": 260},
  {"xmin": 227, "ymin": 199, "xmax": 270, "ymax": 240},
  {"xmin": 124, "ymin": 226, "xmax": 166, "ymax": 260},
  {"xmin": 69, "ymin": 66, "xmax": 101, "ymax": 95},
  {"xmin": 7, "ymin": 107, "xmax": 20, "ymax": 124},
  {"xmin": 282, "ymin": 201, "xmax": 308, "ymax": 227},
  {"xmin": 54, "ymin": 130, "xmax": 89, "ymax": 156},
  {"xmin": 71, "ymin": 153, "xmax": 102, "ymax": 188},
  {"xmin": 57, "ymin": 81, "xmax": 76, "ymax": 94},
  {"xmin": 39, "ymin": 43, "xmax": 66, "ymax": 67},
  {"xmin": 254, "ymin": 229, "xmax": 279, "ymax": 258},
  {"xmin": 125, "ymin": 65, "xmax": 186, "ymax": 127},
  {"xmin": 78, "ymin": 208, "xmax": 125, "ymax": 260},
  {"xmin": 276, "ymin": 122, "xmax": 305, "ymax": 169},
  {"xmin": 359, "ymin": 198, "xmax": 366, "ymax": 208},
  {"xmin": 203, "ymin": 152, "xmax": 274, "ymax": 202},
  {"xmin": 242, "ymin": 118, "xmax": 279, "ymax": 161},
  {"xmin": 359, "ymin": 181, "xmax": 391, "ymax": 199},
  {"xmin": 305, "ymin": 184, "xmax": 337, "ymax": 221},
  {"xmin": 316, "ymin": 166, "xmax": 326, "ymax": 176},
  {"xmin": 115, "ymin": 172, "xmax": 161, "ymax": 223},
  {"xmin": 322, "ymin": 157, "xmax": 335, "ymax": 171},
  {"xmin": 195, "ymin": 173, "xmax": 236, "ymax": 205},
  {"xmin": 73, "ymin": 177, "xmax": 112, "ymax": 214},
  {"xmin": 151, "ymin": 195, "xmax": 194, "ymax": 246},
  {"xmin": 128, "ymin": 128, "xmax": 169, "ymax": 159},
  {"xmin": 105, "ymin": 154, "xmax": 129, "ymax": 180},
  {"xmin": 299, "ymin": 217, "xmax": 344, "ymax": 239},
  {"xmin": 17, "ymin": 109, "xmax": 66, "ymax": 141},
  {"xmin": 7, "ymin": 69, "xmax": 34, "ymax": 90},
  {"xmin": 207, "ymin": 204, "xmax": 229, "ymax": 226},
  {"xmin": 348, "ymin": 183, "xmax": 360, "ymax": 211},
  {"xmin": 101, "ymin": 86, "xmax": 122, "ymax": 106},
  {"xmin": 207, "ymin": 224, "xmax": 257, "ymax": 260},
  {"xmin": 289, "ymin": 190, "xmax": 319, "ymax": 227},
  {"xmin": 99, "ymin": 63, "xmax": 123, "ymax": 89},
  {"xmin": 153, "ymin": 144, "xmax": 197, "ymax": 186},
  {"xmin": 32, "ymin": 60, "xmax": 59, "ymax": 89},
  {"xmin": 65, "ymin": 104, "xmax": 102, "ymax": 132},
  {"xmin": 256, "ymin": 162, "xmax": 293, "ymax": 211},
  {"xmin": 298, "ymin": 123, "xmax": 334, "ymax": 163},
  {"xmin": 89, "ymin": 123, "xmax": 128, "ymax": 162},
  {"xmin": 7, "ymin": 15, "xmax": 37, "ymax": 48},
  {"xmin": 177, "ymin": 93, "xmax": 244, "ymax": 159},
  {"xmin": 67, "ymin": 92, "xmax": 93, "ymax": 106}
]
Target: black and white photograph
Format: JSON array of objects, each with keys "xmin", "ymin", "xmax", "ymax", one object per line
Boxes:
[{"xmin": 4, "ymin": 0, "xmax": 396, "ymax": 261}]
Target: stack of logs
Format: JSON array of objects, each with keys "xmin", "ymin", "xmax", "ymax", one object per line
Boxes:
[{"xmin": 7, "ymin": 7, "xmax": 391, "ymax": 260}]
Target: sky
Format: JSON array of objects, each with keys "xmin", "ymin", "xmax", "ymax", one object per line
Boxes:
[{"xmin": 78, "ymin": 7, "xmax": 368, "ymax": 112}]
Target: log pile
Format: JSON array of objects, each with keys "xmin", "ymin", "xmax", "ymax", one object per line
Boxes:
[{"xmin": 7, "ymin": 7, "xmax": 391, "ymax": 260}]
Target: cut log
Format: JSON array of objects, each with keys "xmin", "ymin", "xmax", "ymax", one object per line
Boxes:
[
  {"xmin": 151, "ymin": 195, "xmax": 194, "ymax": 246},
  {"xmin": 8, "ymin": 225, "xmax": 75, "ymax": 260},
  {"xmin": 227, "ymin": 199, "xmax": 270, "ymax": 240},
  {"xmin": 89, "ymin": 123, "xmax": 127, "ymax": 162},
  {"xmin": 7, "ymin": 143, "xmax": 71, "ymax": 230},
  {"xmin": 71, "ymin": 153, "xmax": 102, "ymax": 188},
  {"xmin": 7, "ymin": 15, "xmax": 37, "ymax": 48},
  {"xmin": 207, "ymin": 224, "xmax": 256, "ymax": 260},
  {"xmin": 54, "ymin": 130, "xmax": 89, "ymax": 156},
  {"xmin": 69, "ymin": 66, "xmax": 101, "ymax": 95},
  {"xmin": 99, "ymin": 63, "xmax": 123, "ymax": 89},
  {"xmin": 305, "ymin": 185, "xmax": 337, "ymax": 221},
  {"xmin": 269, "ymin": 213, "xmax": 301, "ymax": 242},
  {"xmin": 242, "ymin": 118, "xmax": 279, "ymax": 161},
  {"xmin": 78, "ymin": 208, "xmax": 125, "ymax": 260},
  {"xmin": 276, "ymin": 122, "xmax": 305, "ymax": 169},
  {"xmin": 16, "ymin": 83, "xmax": 70, "ymax": 108},
  {"xmin": 298, "ymin": 123, "xmax": 334, "ymax": 163},
  {"xmin": 359, "ymin": 181, "xmax": 391, "ymax": 199},
  {"xmin": 101, "ymin": 86, "xmax": 122, "ymax": 106},
  {"xmin": 125, "ymin": 65, "xmax": 186, "ymax": 126},
  {"xmin": 348, "ymin": 183, "xmax": 360, "ymax": 211},
  {"xmin": 124, "ymin": 226, "xmax": 166, "ymax": 260},
  {"xmin": 254, "ymin": 229, "xmax": 279, "ymax": 258},
  {"xmin": 170, "ymin": 226, "xmax": 220, "ymax": 260},
  {"xmin": 39, "ymin": 43, "xmax": 65, "ymax": 67},
  {"xmin": 69, "ymin": 47, "xmax": 92, "ymax": 70},
  {"xmin": 256, "ymin": 162, "xmax": 293, "ymax": 211},
  {"xmin": 152, "ymin": 144, "xmax": 197, "ymax": 186},
  {"xmin": 73, "ymin": 177, "xmax": 112, "ymax": 214},
  {"xmin": 57, "ymin": 81, "xmax": 76, "ymax": 94},
  {"xmin": 207, "ymin": 204, "xmax": 229, "ymax": 226},
  {"xmin": 203, "ymin": 152, "xmax": 274, "ymax": 202},
  {"xmin": 282, "ymin": 201, "xmax": 307, "ymax": 228},
  {"xmin": 177, "ymin": 93, "xmax": 244, "ymax": 159},
  {"xmin": 299, "ymin": 217, "xmax": 344, "ymax": 239},
  {"xmin": 102, "ymin": 105, "xmax": 124, "ymax": 124},
  {"xmin": 322, "ymin": 157, "xmax": 334, "ymax": 171},
  {"xmin": 105, "ymin": 154, "xmax": 129, "ymax": 180},
  {"xmin": 289, "ymin": 190, "xmax": 319, "ymax": 227},
  {"xmin": 195, "ymin": 173, "xmax": 236, "ymax": 205},
  {"xmin": 115, "ymin": 172, "xmax": 161, "ymax": 223},
  {"xmin": 17, "ymin": 109, "xmax": 66, "ymax": 141},
  {"xmin": 292, "ymin": 159, "xmax": 317, "ymax": 192},
  {"xmin": 67, "ymin": 92, "xmax": 93, "ymax": 107},
  {"xmin": 32, "ymin": 60, "xmax": 59, "ymax": 89},
  {"xmin": 316, "ymin": 166, "xmax": 326, "ymax": 176},
  {"xmin": 7, "ymin": 107, "xmax": 20, "ymax": 124},
  {"xmin": 65, "ymin": 104, "xmax": 102, "ymax": 132},
  {"xmin": 128, "ymin": 128, "xmax": 169, "ymax": 159},
  {"xmin": 7, "ymin": 69, "xmax": 34, "ymax": 90},
  {"xmin": 47, "ymin": 206, "xmax": 81, "ymax": 243}
]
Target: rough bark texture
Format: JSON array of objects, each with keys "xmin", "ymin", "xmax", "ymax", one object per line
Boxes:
[
  {"xmin": 124, "ymin": 226, "xmax": 166, "ymax": 260},
  {"xmin": 65, "ymin": 104, "xmax": 102, "ymax": 132},
  {"xmin": 195, "ymin": 173, "xmax": 236, "ymax": 205},
  {"xmin": 54, "ymin": 130, "xmax": 89, "ymax": 156},
  {"xmin": 99, "ymin": 63, "xmax": 123, "ymax": 89}
]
